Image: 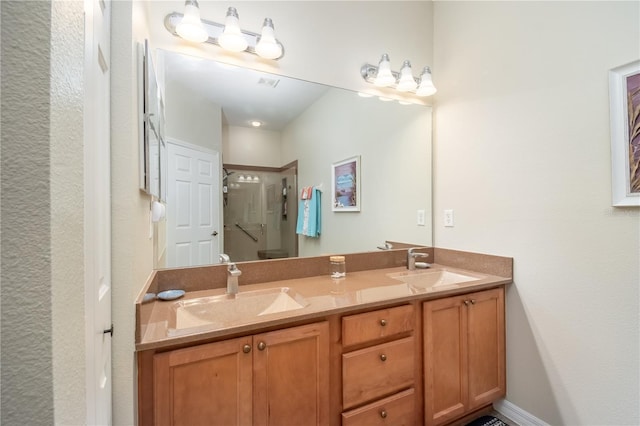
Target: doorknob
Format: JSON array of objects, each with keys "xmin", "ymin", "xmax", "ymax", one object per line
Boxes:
[{"xmin": 212, "ymin": 231, "xmax": 218, "ymax": 236}]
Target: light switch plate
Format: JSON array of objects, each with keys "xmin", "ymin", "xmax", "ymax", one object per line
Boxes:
[
  {"xmin": 444, "ymin": 209, "xmax": 454, "ymax": 227},
  {"xmin": 417, "ymin": 209, "xmax": 426, "ymax": 226}
]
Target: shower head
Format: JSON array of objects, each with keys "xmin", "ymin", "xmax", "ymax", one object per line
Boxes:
[{"xmin": 223, "ymin": 168, "xmax": 235, "ymax": 181}]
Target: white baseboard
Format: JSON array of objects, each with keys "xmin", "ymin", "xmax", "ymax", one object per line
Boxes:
[{"xmin": 494, "ymin": 399, "xmax": 550, "ymax": 426}]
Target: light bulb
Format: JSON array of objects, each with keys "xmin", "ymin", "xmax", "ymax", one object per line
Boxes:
[
  {"xmin": 255, "ymin": 18, "xmax": 283, "ymax": 59},
  {"xmin": 416, "ymin": 67, "xmax": 437, "ymax": 96},
  {"xmin": 396, "ymin": 60, "xmax": 417, "ymax": 92},
  {"xmin": 175, "ymin": 0, "xmax": 208, "ymax": 43},
  {"xmin": 218, "ymin": 7, "xmax": 248, "ymax": 52},
  {"xmin": 374, "ymin": 54, "xmax": 395, "ymax": 87}
]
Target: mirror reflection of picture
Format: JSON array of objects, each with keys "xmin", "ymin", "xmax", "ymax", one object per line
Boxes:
[{"xmin": 332, "ymin": 156, "xmax": 361, "ymax": 212}]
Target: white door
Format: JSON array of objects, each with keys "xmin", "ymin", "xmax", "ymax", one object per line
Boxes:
[
  {"xmin": 167, "ymin": 141, "xmax": 221, "ymax": 267},
  {"xmin": 84, "ymin": 0, "xmax": 111, "ymax": 424}
]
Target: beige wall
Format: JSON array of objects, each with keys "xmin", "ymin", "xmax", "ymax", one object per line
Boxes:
[
  {"xmin": 223, "ymin": 125, "xmax": 283, "ymax": 167},
  {"xmin": 1, "ymin": 1, "xmax": 56, "ymax": 423},
  {"xmin": 433, "ymin": 1, "xmax": 639, "ymax": 424},
  {"xmin": 164, "ymin": 78, "xmax": 223, "ymax": 152}
]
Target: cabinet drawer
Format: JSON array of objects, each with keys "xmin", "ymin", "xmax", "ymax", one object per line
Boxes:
[
  {"xmin": 343, "ymin": 336, "xmax": 415, "ymax": 409},
  {"xmin": 342, "ymin": 388, "xmax": 415, "ymax": 426},
  {"xmin": 342, "ymin": 304, "xmax": 414, "ymax": 347}
]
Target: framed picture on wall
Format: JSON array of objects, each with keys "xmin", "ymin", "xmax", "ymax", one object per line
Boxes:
[
  {"xmin": 332, "ymin": 155, "xmax": 361, "ymax": 212},
  {"xmin": 609, "ymin": 60, "xmax": 640, "ymax": 207}
]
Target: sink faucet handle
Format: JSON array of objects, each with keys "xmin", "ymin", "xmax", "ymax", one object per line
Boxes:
[
  {"xmin": 227, "ymin": 262, "xmax": 242, "ymax": 276},
  {"xmin": 219, "ymin": 253, "xmax": 230, "ymax": 264},
  {"xmin": 408, "ymin": 248, "xmax": 429, "ymax": 258}
]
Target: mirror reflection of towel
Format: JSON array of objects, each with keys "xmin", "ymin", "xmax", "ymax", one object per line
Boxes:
[{"xmin": 296, "ymin": 188, "xmax": 321, "ymax": 237}]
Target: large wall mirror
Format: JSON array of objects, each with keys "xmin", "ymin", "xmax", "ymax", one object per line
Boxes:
[{"xmin": 153, "ymin": 49, "xmax": 433, "ymax": 269}]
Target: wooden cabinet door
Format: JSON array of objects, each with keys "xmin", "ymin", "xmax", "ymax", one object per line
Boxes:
[
  {"xmin": 253, "ymin": 321, "xmax": 330, "ymax": 426},
  {"xmin": 153, "ymin": 337, "xmax": 253, "ymax": 426},
  {"xmin": 467, "ymin": 288, "xmax": 505, "ymax": 409},
  {"xmin": 423, "ymin": 295, "xmax": 468, "ymax": 426},
  {"xmin": 424, "ymin": 288, "xmax": 506, "ymax": 426}
]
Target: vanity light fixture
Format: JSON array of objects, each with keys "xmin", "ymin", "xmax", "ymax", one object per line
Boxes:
[
  {"xmin": 165, "ymin": 3, "xmax": 285, "ymax": 60},
  {"xmin": 396, "ymin": 60, "xmax": 418, "ymax": 92},
  {"xmin": 175, "ymin": 0, "xmax": 208, "ymax": 42},
  {"xmin": 361, "ymin": 54, "xmax": 437, "ymax": 96},
  {"xmin": 415, "ymin": 67, "xmax": 437, "ymax": 96},
  {"xmin": 374, "ymin": 54, "xmax": 396, "ymax": 87},
  {"xmin": 218, "ymin": 7, "xmax": 248, "ymax": 52}
]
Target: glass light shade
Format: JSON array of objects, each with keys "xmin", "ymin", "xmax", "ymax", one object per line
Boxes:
[
  {"xmin": 218, "ymin": 7, "xmax": 248, "ymax": 52},
  {"xmin": 396, "ymin": 60, "xmax": 417, "ymax": 92},
  {"xmin": 255, "ymin": 18, "xmax": 282, "ymax": 59},
  {"xmin": 175, "ymin": 0, "xmax": 208, "ymax": 43},
  {"xmin": 374, "ymin": 54, "xmax": 395, "ymax": 87},
  {"xmin": 416, "ymin": 67, "xmax": 437, "ymax": 96}
]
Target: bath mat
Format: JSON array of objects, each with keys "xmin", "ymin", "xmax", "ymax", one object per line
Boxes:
[{"xmin": 465, "ymin": 415, "xmax": 510, "ymax": 426}]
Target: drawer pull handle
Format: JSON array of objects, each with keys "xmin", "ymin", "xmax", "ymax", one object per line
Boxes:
[
  {"xmin": 380, "ymin": 410, "xmax": 388, "ymax": 418},
  {"xmin": 258, "ymin": 341, "xmax": 267, "ymax": 351},
  {"xmin": 242, "ymin": 344, "xmax": 251, "ymax": 354},
  {"xmin": 380, "ymin": 319, "xmax": 387, "ymax": 326},
  {"xmin": 380, "ymin": 354, "xmax": 387, "ymax": 362}
]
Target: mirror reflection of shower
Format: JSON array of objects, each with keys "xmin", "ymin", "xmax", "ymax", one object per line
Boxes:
[{"xmin": 223, "ymin": 164, "xmax": 298, "ymax": 261}]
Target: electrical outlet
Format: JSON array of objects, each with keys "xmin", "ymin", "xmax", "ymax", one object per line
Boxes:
[
  {"xmin": 444, "ymin": 209, "xmax": 454, "ymax": 227},
  {"xmin": 417, "ymin": 209, "xmax": 426, "ymax": 226}
]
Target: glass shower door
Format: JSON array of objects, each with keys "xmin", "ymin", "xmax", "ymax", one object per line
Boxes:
[{"xmin": 223, "ymin": 169, "xmax": 296, "ymax": 261}]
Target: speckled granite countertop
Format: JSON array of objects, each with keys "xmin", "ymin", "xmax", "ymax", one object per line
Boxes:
[{"xmin": 136, "ymin": 260, "xmax": 512, "ymax": 351}]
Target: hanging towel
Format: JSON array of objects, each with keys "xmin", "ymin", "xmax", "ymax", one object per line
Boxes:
[{"xmin": 296, "ymin": 187, "xmax": 322, "ymax": 237}]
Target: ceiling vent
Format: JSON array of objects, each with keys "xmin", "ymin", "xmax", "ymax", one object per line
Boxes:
[{"xmin": 256, "ymin": 77, "xmax": 280, "ymax": 89}]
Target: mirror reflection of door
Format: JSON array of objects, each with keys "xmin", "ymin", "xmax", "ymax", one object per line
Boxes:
[
  {"xmin": 166, "ymin": 140, "xmax": 220, "ymax": 267},
  {"xmin": 223, "ymin": 164, "xmax": 298, "ymax": 261}
]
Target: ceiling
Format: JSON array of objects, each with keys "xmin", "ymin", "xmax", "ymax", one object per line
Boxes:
[{"xmin": 161, "ymin": 50, "xmax": 330, "ymax": 131}]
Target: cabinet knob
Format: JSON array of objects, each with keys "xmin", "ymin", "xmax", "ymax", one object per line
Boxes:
[
  {"xmin": 470, "ymin": 299, "xmax": 476, "ymax": 305},
  {"xmin": 258, "ymin": 341, "xmax": 267, "ymax": 351},
  {"xmin": 463, "ymin": 300, "xmax": 470, "ymax": 306},
  {"xmin": 380, "ymin": 410, "xmax": 388, "ymax": 418},
  {"xmin": 242, "ymin": 344, "xmax": 251, "ymax": 354},
  {"xmin": 380, "ymin": 354, "xmax": 387, "ymax": 362},
  {"xmin": 380, "ymin": 319, "xmax": 387, "ymax": 326}
]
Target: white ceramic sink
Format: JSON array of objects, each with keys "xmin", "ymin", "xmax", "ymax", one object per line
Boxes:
[
  {"xmin": 171, "ymin": 287, "xmax": 308, "ymax": 331},
  {"xmin": 388, "ymin": 269, "xmax": 480, "ymax": 292}
]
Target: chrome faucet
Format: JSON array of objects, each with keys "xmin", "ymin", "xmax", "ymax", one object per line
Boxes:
[
  {"xmin": 407, "ymin": 248, "xmax": 430, "ymax": 270},
  {"xmin": 219, "ymin": 253, "xmax": 241, "ymax": 295}
]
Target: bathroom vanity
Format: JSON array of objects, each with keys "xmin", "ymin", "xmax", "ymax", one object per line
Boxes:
[{"xmin": 136, "ymin": 248, "xmax": 511, "ymax": 426}]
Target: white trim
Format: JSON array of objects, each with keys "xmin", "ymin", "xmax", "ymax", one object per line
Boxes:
[{"xmin": 494, "ymin": 399, "xmax": 550, "ymax": 426}]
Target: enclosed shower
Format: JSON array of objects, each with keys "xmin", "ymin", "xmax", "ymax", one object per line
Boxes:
[{"xmin": 223, "ymin": 166, "xmax": 298, "ymax": 261}]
